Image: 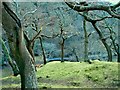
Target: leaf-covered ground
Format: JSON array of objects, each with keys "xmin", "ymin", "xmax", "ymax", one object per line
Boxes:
[{"xmin": 1, "ymin": 60, "xmax": 120, "ymax": 89}]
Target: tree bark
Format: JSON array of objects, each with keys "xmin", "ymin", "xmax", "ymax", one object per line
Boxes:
[
  {"xmin": 39, "ymin": 37, "xmax": 46, "ymax": 65},
  {"xmin": 27, "ymin": 41, "xmax": 35, "ymax": 64},
  {"xmin": 2, "ymin": 2, "xmax": 38, "ymax": 89}
]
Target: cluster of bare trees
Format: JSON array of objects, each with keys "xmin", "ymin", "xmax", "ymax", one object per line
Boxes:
[
  {"xmin": 1, "ymin": 1, "xmax": 119, "ymax": 89},
  {"xmin": 65, "ymin": 1, "xmax": 120, "ymax": 62}
]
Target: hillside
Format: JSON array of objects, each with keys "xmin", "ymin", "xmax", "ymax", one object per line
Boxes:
[{"xmin": 1, "ymin": 61, "xmax": 119, "ymax": 88}]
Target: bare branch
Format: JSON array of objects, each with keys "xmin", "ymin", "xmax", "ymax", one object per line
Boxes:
[
  {"xmin": 65, "ymin": 1, "xmax": 109, "ymax": 12},
  {"xmin": 95, "ymin": 16, "xmax": 113, "ymax": 21},
  {"xmin": 31, "ymin": 27, "xmax": 42, "ymax": 43},
  {"xmin": 20, "ymin": 9, "xmax": 37, "ymax": 22},
  {"xmin": 111, "ymin": 1, "xmax": 120, "ymax": 10},
  {"xmin": 65, "ymin": 1, "xmax": 120, "ymax": 19},
  {"xmin": 24, "ymin": 32, "xmax": 30, "ymax": 43},
  {"xmin": 40, "ymin": 34, "xmax": 59, "ymax": 38},
  {"xmin": 79, "ymin": 12, "xmax": 113, "ymax": 22},
  {"xmin": 107, "ymin": 8, "xmax": 120, "ymax": 19}
]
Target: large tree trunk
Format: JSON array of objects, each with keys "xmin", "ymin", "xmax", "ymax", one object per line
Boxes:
[
  {"xmin": 39, "ymin": 37, "xmax": 46, "ymax": 65},
  {"xmin": 92, "ymin": 22, "xmax": 112, "ymax": 62},
  {"xmin": 2, "ymin": 2, "xmax": 38, "ymax": 89}
]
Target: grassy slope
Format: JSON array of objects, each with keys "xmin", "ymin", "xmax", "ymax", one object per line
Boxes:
[{"xmin": 1, "ymin": 60, "xmax": 120, "ymax": 88}]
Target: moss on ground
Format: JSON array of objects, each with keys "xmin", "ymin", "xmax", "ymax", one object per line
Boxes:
[{"xmin": 1, "ymin": 60, "xmax": 119, "ymax": 88}]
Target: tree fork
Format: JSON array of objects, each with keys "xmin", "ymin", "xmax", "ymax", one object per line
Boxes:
[{"xmin": 2, "ymin": 2, "xmax": 38, "ymax": 89}]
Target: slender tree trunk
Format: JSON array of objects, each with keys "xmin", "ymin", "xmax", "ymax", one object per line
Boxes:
[
  {"xmin": 72, "ymin": 48, "xmax": 79, "ymax": 62},
  {"xmin": 83, "ymin": 17, "xmax": 89, "ymax": 62},
  {"xmin": 118, "ymin": 46, "xmax": 120, "ymax": 62},
  {"xmin": 39, "ymin": 37, "xmax": 46, "ymax": 64},
  {"xmin": 103, "ymin": 41, "xmax": 112, "ymax": 62},
  {"xmin": 109, "ymin": 37, "xmax": 119, "ymax": 62},
  {"xmin": 1, "ymin": 38, "xmax": 19, "ymax": 76},
  {"xmin": 61, "ymin": 38, "xmax": 65, "ymax": 62},
  {"xmin": 75, "ymin": 54, "xmax": 79, "ymax": 62},
  {"xmin": 118, "ymin": 20, "xmax": 120, "ymax": 62},
  {"xmin": 92, "ymin": 22, "xmax": 112, "ymax": 62},
  {"xmin": 118, "ymin": 53, "xmax": 120, "ymax": 62},
  {"xmin": 2, "ymin": 2, "xmax": 38, "ymax": 89},
  {"xmin": 110, "ymin": 34, "xmax": 119, "ymax": 62},
  {"xmin": 110, "ymin": 33, "xmax": 119, "ymax": 62},
  {"xmin": 104, "ymin": 21, "xmax": 119, "ymax": 62}
]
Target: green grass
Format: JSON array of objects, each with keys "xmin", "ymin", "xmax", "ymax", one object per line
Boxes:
[{"xmin": 1, "ymin": 60, "xmax": 120, "ymax": 88}]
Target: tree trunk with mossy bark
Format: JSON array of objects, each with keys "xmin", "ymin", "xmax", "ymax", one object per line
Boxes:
[
  {"xmin": 2, "ymin": 2, "xmax": 38, "ymax": 89},
  {"xmin": 39, "ymin": 37, "xmax": 46, "ymax": 65}
]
